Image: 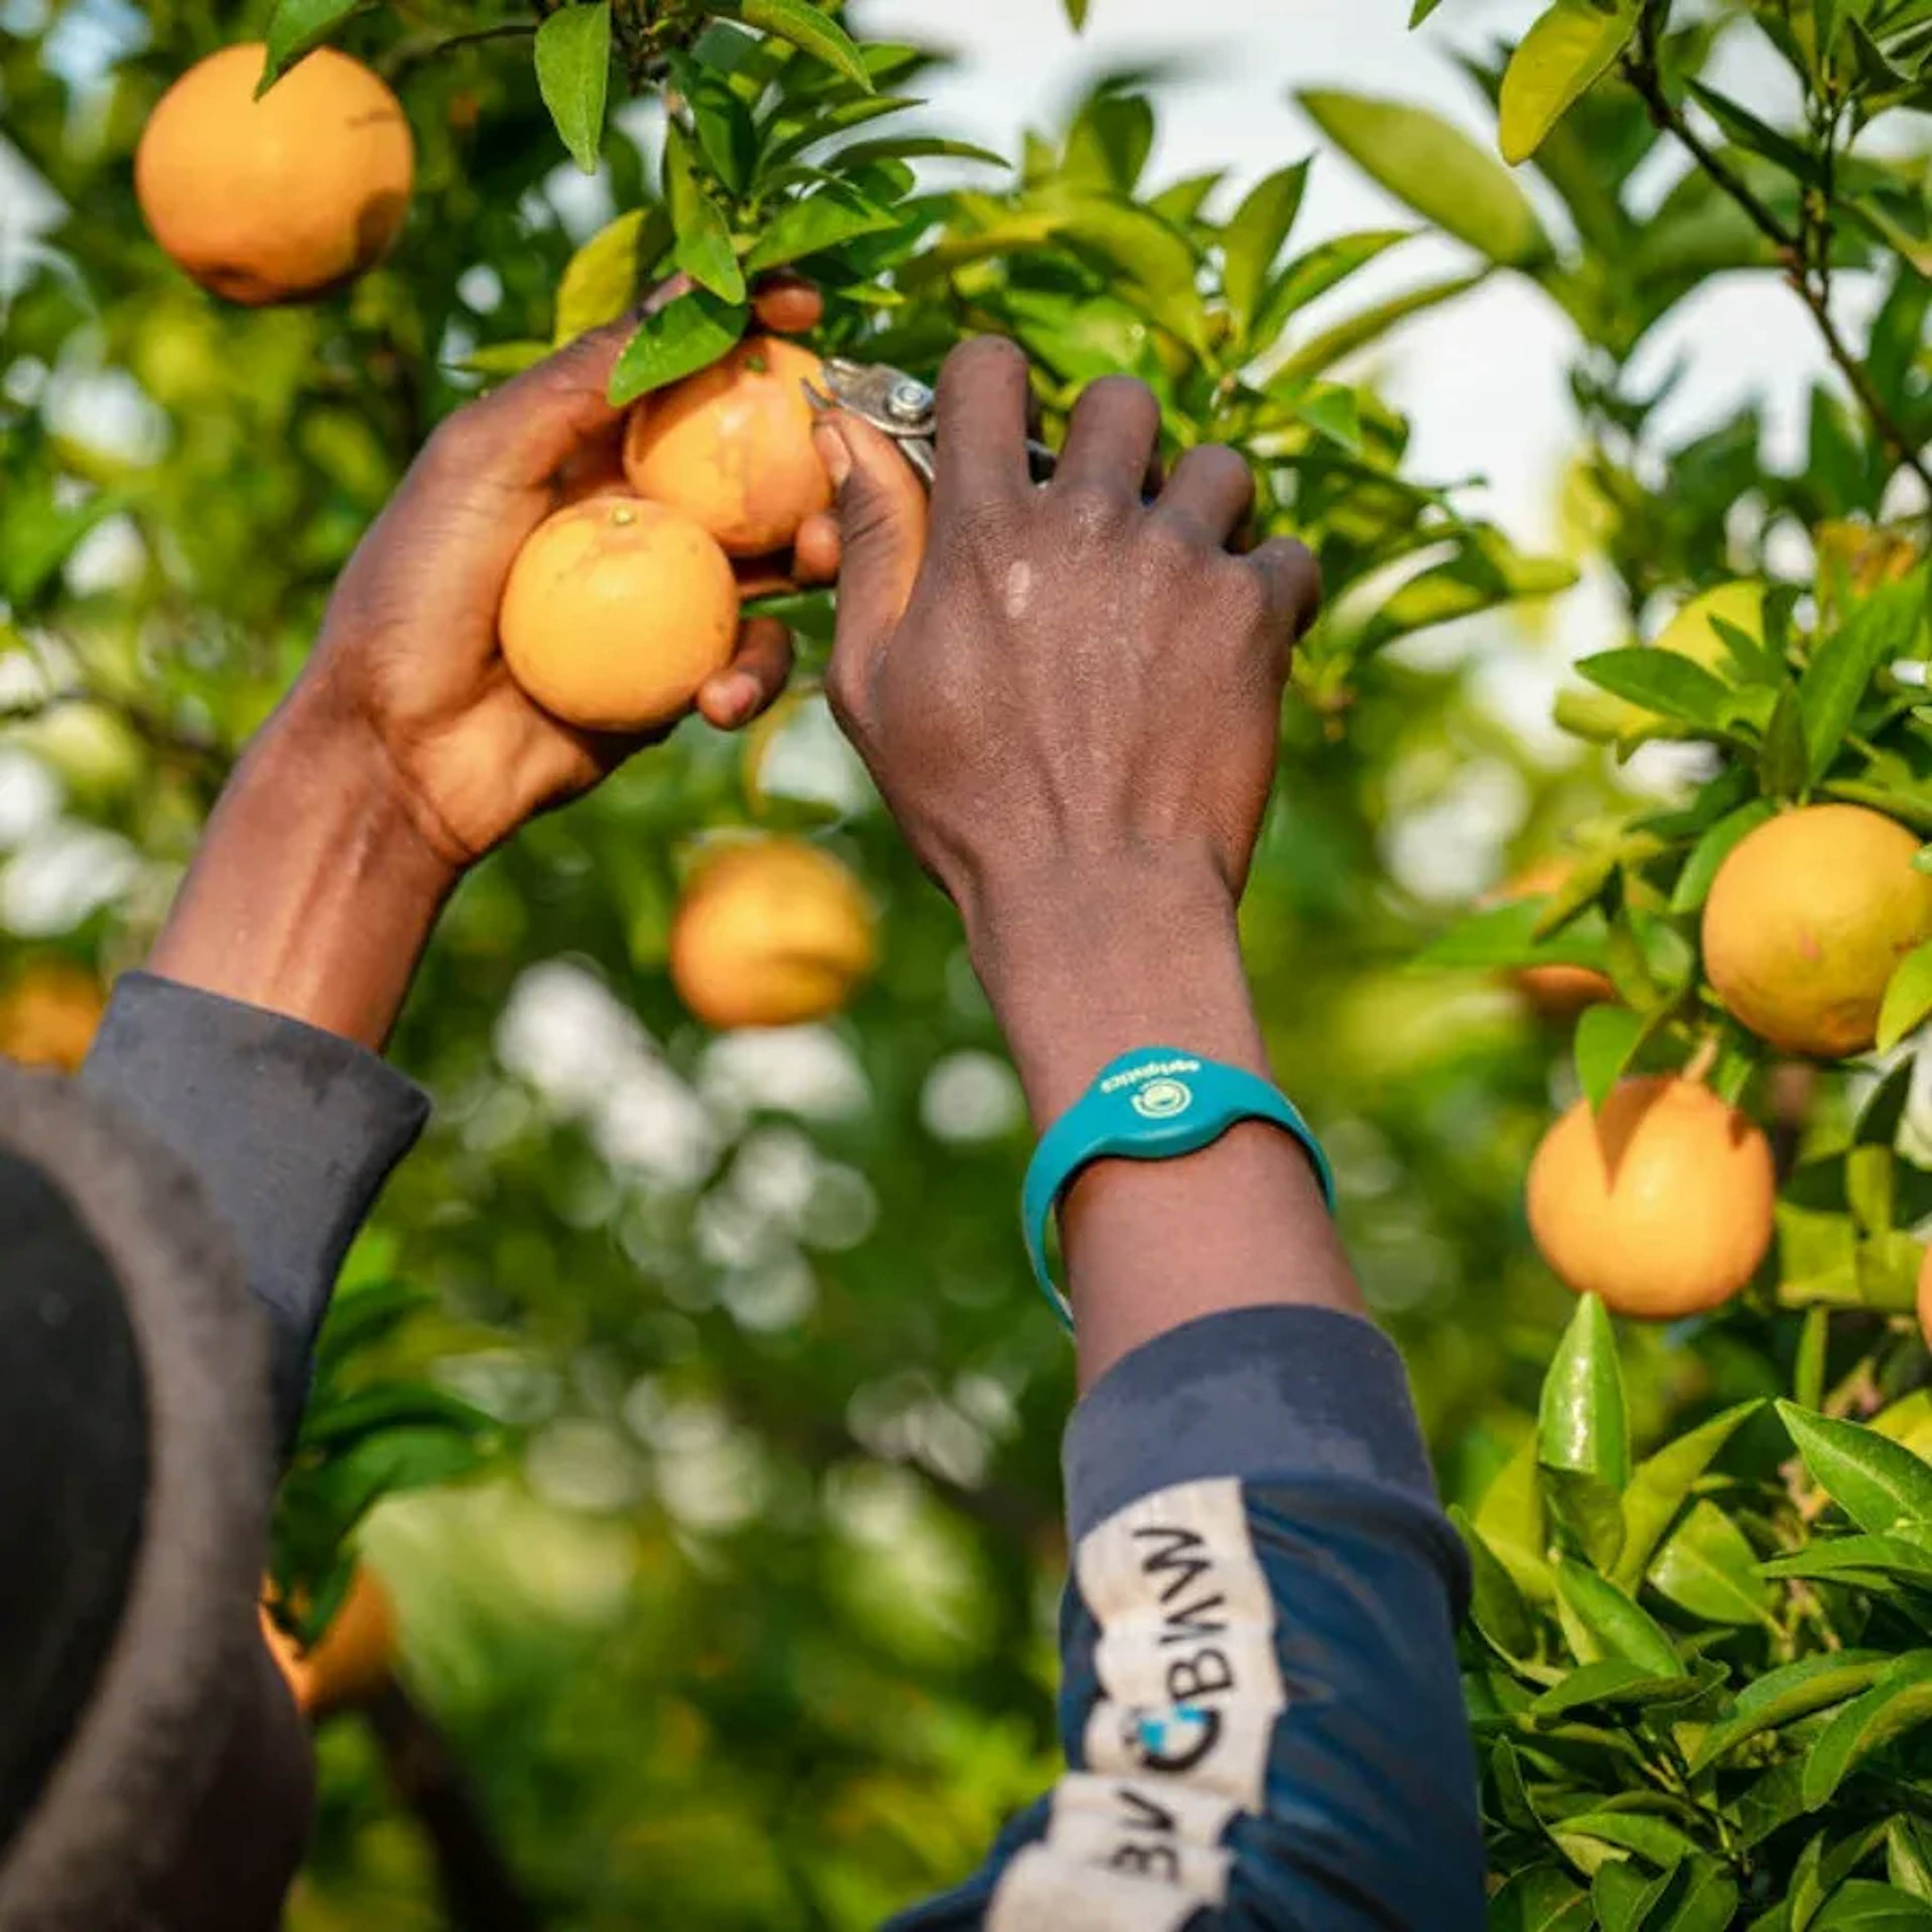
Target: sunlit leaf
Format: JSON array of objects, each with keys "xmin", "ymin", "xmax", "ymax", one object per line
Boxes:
[
  {"xmin": 742, "ymin": 0, "xmax": 873, "ymax": 91},
  {"xmin": 1497, "ymin": 0, "xmax": 1637, "ymax": 167},
  {"xmin": 260, "ymin": 0, "xmax": 363, "ymax": 91},
  {"xmin": 535, "ymin": 2, "xmax": 612, "ymax": 174},
  {"xmin": 1779, "ymin": 1403, "xmax": 1932, "ymax": 1537},
  {"xmin": 1804, "ymin": 1654, "xmax": 1932, "ymax": 1807},
  {"xmin": 607, "ymin": 287, "xmax": 747, "ymax": 403}
]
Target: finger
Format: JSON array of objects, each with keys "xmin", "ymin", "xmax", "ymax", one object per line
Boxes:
[
  {"xmin": 1155, "ymin": 444, "xmax": 1255, "ymax": 545},
  {"xmin": 816, "ymin": 414, "xmax": 927, "ymax": 676},
  {"xmin": 933, "ymin": 335, "xmax": 1031, "ymax": 512},
  {"xmin": 1053, "ymin": 374, "xmax": 1161, "ymax": 501},
  {"xmin": 792, "ymin": 510, "xmax": 840, "ymax": 584},
  {"xmin": 696, "ymin": 616, "xmax": 794, "ymax": 730},
  {"xmin": 445, "ymin": 274, "xmax": 693, "ymax": 486},
  {"xmin": 1246, "ymin": 536, "xmax": 1323, "ymax": 648}
]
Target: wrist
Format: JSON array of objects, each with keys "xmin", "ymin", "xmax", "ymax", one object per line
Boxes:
[
  {"xmin": 962, "ymin": 855, "xmax": 1265, "ymax": 1123},
  {"xmin": 145, "ymin": 685, "xmax": 459, "ymax": 1049}
]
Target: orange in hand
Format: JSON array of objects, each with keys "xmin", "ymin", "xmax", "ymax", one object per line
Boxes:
[
  {"xmin": 135, "ymin": 44, "xmax": 413, "ymax": 305},
  {"xmin": 622, "ymin": 337, "xmax": 833, "ymax": 556},
  {"xmin": 500, "ymin": 495, "xmax": 741, "ymax": 733}
]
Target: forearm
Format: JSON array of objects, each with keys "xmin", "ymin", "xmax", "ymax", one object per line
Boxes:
[
  {"xmin": 964, "ymin": 858, "xmax": 1361, "ymax": 1388},
  {"xmin": 146, "ymin": 684, "xmax": 458, "ymax": 1052}
]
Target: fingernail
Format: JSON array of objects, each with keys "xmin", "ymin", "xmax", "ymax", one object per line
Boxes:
[
  {"xmin": 813, "ymin": 423, "xmax": 851, "ymax": 488},
  {"xmin": 717, "ymin": 672, "xmax": 760, "ymax": 723}
]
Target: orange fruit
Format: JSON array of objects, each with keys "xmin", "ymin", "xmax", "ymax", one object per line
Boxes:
[
  {"xmin": 752, "ymin": 279, "xmax": 826, "ymax": 336},
  {"xmin": 136, "ymin": 44, "xmax": 413, "ymax": 305},
  {"xmin": 1497, "ymin": 859, "xmax": 1615, "ymax": 1021},
  {"xmin": 622, "ymin": 336, "xmax": 833, "ymax": 556},
  {"xmin": 0, "ymin": 964, "xmax": 104, "ymax": 1072},
  {"xmin": 1703, "ymin": 804, "xmax": 1932, "ymax": 1059},
  {"xmin": 261, "ymin": 1565, "xmax": 395, "ymax": 1718},
  {"xmin": 500, "ymin": 495, "xmax": 740, "ymax": 732},
  {"xmin": 670, "ymin": 838, "xmax": 875, "ymax": 1028},
  {"xmin": 1527, "ymin": 1076, "xmax": 1775, "ymax": 1318},
  {"xmin": 1918, "ymin": 1245, "xmax": 1932, "ymax": 1351}
]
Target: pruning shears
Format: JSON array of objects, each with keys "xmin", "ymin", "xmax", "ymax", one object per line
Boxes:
[{"xmin": 803, "ymin": 357, "xmax": 1059, "ymax": 489}]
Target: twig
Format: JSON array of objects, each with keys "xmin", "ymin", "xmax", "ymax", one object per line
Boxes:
[
  {"xmin": 1622, "ymin": 45, "xmax": 1932, "ymax": 505},
  {"xmin": 383, "ymin": 20, "xmax": 538, "ymax": 81}
]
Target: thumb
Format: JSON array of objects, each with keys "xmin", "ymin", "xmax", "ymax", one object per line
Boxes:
[{"xmin": 815, "ymin": 414, "xmax": 928, "ymax": 675}]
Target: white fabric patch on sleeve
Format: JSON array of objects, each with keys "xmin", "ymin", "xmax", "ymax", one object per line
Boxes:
[
  {"xmin": 987, "ymin": 1844, "xmax": 1215, "ymax": 1932},
  {"xmin": 986, "ymin": 1480, "xmax": 1285, "ymax": 1930},
  {"xmin": 1076, "ymin": 1477, "xmax": 1286, "ymax": 1808}
]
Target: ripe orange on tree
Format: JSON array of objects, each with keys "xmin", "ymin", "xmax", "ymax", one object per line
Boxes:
[
  {"xmin": 622, "ymin": 337, "xmax": 833, "ymax": 557},
  {"xmin": 135, "ymin": 44, "xmax": 413, "ymax": 305},
  {"xmin": 1702, "ymin": 803, "xmax": 1932, "ymax": 1059},
  {"xmin": 1527, "ymin": 1076, "xmax": 1776, "ymax": 1318},
  {"xmin": 500, "ymin": 496, "xmax": 740, "ymax": 733},
  {"xmin": 261, "ymin": 1564, "xmax": 395, "ymax": 1720},
  {"xmin": 0, "ymin": 963, "xmax": 105, "ymax": 1072},
  {"xmin": 670, "ymin": 837, "xmax": 876, "ymax": 1029}
]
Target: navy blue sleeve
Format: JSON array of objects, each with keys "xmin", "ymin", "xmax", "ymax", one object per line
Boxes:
[
  {"xmin": 80, "ymin": 972, "xmax": 429, "ymax": 1446},
  {"xmin": 886, "ymin": 1306, "xmax": 1483, "ymax": 1932}
]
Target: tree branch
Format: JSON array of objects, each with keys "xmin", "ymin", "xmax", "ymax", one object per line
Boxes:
[
  {"xmin": 1621, "ymin": 47, "xmax": 1932, "ymax": 506},
  {"xmin": 382, "ymin": 20, "xmax": 538, "ymax": 82}
]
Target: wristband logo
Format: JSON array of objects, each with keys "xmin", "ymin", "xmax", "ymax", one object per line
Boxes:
[{"xmin": 1130, "ymin": 1077, "xmax": 1193, "ymax": 1120}]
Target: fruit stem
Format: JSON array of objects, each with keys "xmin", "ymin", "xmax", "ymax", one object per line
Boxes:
[{"xmin": 1681, "ymin": 1032, "xmax": 1721, "ymax": 1086}]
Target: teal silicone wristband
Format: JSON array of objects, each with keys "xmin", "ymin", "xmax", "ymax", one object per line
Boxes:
[{"xmin": 1020, "ymin": 1046, "xmax": 1336, "ymax": 1328}]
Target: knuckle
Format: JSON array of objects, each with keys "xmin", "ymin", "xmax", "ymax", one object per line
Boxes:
[{"xmin": 1052, "ymin": 479, "xmax": 1125, "ymax": 545}]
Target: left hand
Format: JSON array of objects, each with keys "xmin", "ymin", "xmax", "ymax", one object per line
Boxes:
[{"xmin": 301, "ymin": 285, "xmax": 824, "ymax": 871}]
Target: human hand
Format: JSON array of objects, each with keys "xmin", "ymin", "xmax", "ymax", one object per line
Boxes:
[
  {"xmin": 301, "ymin": 281, "xmax": 821, "ymax": 872},
  {"xmin": 814, "ymin": 335, "xmax": 1319, "ymax": 966}
]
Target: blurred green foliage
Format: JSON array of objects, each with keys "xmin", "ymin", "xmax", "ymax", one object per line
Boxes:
[{"xmin": 3, "ymin": 0, "xmax": 1930, "ymax": 1923}]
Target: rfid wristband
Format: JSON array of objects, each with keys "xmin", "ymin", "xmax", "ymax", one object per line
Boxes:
[{"xmin": 1021, "ymin": 1046, "xmax": 1337, "ymax": 1328}]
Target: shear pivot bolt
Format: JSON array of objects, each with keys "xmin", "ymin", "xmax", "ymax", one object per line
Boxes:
[{"xmin": 887, "ymin": 377, "xmax": 931, "ymax": 422}]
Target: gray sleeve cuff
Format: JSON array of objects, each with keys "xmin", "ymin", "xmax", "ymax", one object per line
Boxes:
[
  {"xmin": 81, "ymin": 972, "xmax": 429, "ymax": 1445},
  {"xmin": 1062, "ymin": 1304, "xmax": 1444, "ymax": 1543}
]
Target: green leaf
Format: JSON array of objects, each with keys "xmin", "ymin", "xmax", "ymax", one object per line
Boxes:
[
  {"xmin": 1489, "ymin": 1865, "xmax": 1592, "ymax": 1930},
  {"xmin": 1648, "ymin": 1497, "xmax": 1772, "ymax": 1625},
  {"xmin": 1813, "ymin": 1882, "xmax": 1932, "ymax": 1929},
  {"xmin": 1268, "ymin": 271, "xmax": 1485, "ymax": 382},
  {"xmin": 1530, "ymin": 1658, "xmax": 1704, "ymax": 1716},
  {"xmin": 1223, "ymin": 162, "xmax": 1311, "ymax": 336},
  {"xmin": 1063, "ymin": 93, "xmax": 1156, "ymax": 195},
  {"xmin": 1669, "ymin": 801, "xmax": 1776, "ymax": 913},
  {"xmin": 1804, "ymin": 1654, "xmax": 1932, "ymax": 1807},
  {"xmin": 1615, "ymin": 1401, "xmax": 1762, "ymax": 1588},
  {"xmin": 1540, "ymin": 1295, "xmax": 1629, "ymax": 1569},
  {"xmin": 535, "ymin": 3, "xmax": 612, "ymax": 175},
  {"xmin": 1497, "ymin": 0, "xmax": 1638, "ymax": 167},
  {"xmin": 1800, "ymin": 579, "xmax": 1927, "ymax": 782},
  {"xmin": 607, "ymin": 287, "xmax": 748, "ymax": 404},
  {"xmin": 1296, "ymin": 90, "xmax": 1551, "ymax": 266},
  {"xmin": 1052, "ymin": 195, "xmax": 1207, "ymax": 350},
  {"xmin": 1594, "ymin": 1855, "xmax": 1678, "ymax": 1932},
  {"xmin": 554, "ymin": 206, "xmax": 668, "ymax": 346},
  {"xmin": 452, "ymin": 341, "xmax": 552, "ymax": 378},
  {"xmin": 1477, "ymin": 1432, "xmax": 1554, "ymax": 1601},
  {"xmin": 1552, "ymin": 1810, "xmax": 1702, "ymax": 1870},
  {"xmin": 260, "ymin": 0, "xmax": 363, "ymax": 90},
  {"xmin": 1692, "ymin": 1653, "xmax": 1892, "ymax": 1771},
  {"xmin": 1554, "ymin": 1559, "xmax": 1684, "ymax": 1676},
  {"xmin": 1877, "ymin": 941, "xmax": 1932, "ymax": 1053},
  {"xmin": 742, "ymin": 0, "xmax": 873, "ymax": 91},
  {"xmin": 664, "ymin": 122, "xmax": 745, "ymax": 302},
  {"xmin": 1413, "ymin": 899, "xmax": 1607, "ymax": 972},
  {"xmin": 1779, "ymin": 1403, "xmax": 1932, "ymax": 1537},
  {"xmin": 1758, "ymin": 1534, "xmax": 1932, "ymax": 1587},
  {"xmin": 1654, "ymin": 1860, "xmax": 1740, "ymax": 1932},
  {"xmin": 828, "ymin": 134, "xmax": 1008, "ymax": 172},
  {"xmin": 1575, "ymin": 1003, "xmax": 1648, "ymax": 1112},
  {"xmin": 1760, "ymin": 683, "xmax": 1811, "ymax": 797},
  {"xmin": 1248, "ymin": 229, "xmax": 1411, "ymax": 351},
  {"xmin": 1576, "ymin": 649, "xmax": 1734, "ymax": 732},
  {"xmin": 1452, "ymin": 1503, "xmax": 1536, "ymax": 1656},
  {"xmin": 1064, "ymin": 0, "xmax": 1091, "ymax": 27},
  {"xmin": 1887, "ymin": 1818, "xmax": 1932, "ymax": 1902},
  {"xmin": 743, "ymin": 181, "xmax": 898, "ymax": 273},
  {"xmin": 1685, "ymin": 81, "xmax": 1820, "ymax": 186}
]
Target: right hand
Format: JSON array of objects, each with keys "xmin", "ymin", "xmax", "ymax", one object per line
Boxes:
[{"xmin": 813, "ymin": 337, "xmax": 1320, "ymax": 943}]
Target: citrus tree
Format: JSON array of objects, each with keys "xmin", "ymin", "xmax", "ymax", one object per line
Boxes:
[
  {"xmin": 1312, "ymin": 0, "xmax": 1932, "ymax": 1919},
  {"xmin": 3, "ymin": 0, "xmax": 1929, "ymax": 1924}
]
